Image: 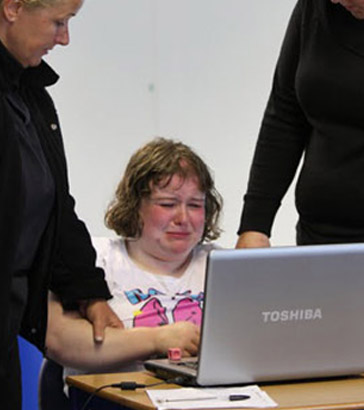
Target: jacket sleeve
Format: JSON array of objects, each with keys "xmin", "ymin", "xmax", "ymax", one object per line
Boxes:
[
  {"xmin": 36, "ymin": 88, "xmax": 112, "ymax": 308},
  {"xmin": 49, "ymin": 192, "xmax": 112, "ymax": 309},
  {"xmin": 238, "ymin": 0, "xmax": 312, "ymax": 237}
]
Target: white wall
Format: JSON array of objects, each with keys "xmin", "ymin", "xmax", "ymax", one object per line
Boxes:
[{"xmin": 47, "ymin": 0, "xmax": 298, "ymax": 248}]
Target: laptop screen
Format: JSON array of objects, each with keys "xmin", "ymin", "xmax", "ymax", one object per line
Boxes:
[
  {"xmin": 197, "ymin": 243, "xmax": 364, "ymax": 385},
  {"xmin": 145, "ymin": 243, "xmax": 364, "ymax": 386}
]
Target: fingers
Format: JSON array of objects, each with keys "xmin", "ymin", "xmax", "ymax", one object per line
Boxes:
[
  {"xmin": 190, "ymin": 332, "xmax": 200, "ymax": 355},
  {"xmin": 110, "ymin": 316, "xmax": 124, "ymax": 329},
  {"xmin": 181, "ymin": 324, "xmax": 200, "ymax": 356},
  {"xmin": 83, "ymin": 300, "xmax": 124, "ymax": 343},
  {"xmin": 182, "ymin": 338, "xmax": 199, "ymax": 356},
  {"xmin": 92, "ymin": 319, "xmax": 105, "ymax": 344}
]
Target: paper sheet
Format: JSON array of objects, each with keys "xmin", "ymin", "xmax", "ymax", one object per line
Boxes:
[{"xmin": 147, "ymin": 385, "xmax": 278, "ymax": 410}]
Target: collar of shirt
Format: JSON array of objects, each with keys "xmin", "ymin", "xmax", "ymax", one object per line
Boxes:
[{"xmin": 0, "ymin": 40, "xmax": 59, "ymax": 92}]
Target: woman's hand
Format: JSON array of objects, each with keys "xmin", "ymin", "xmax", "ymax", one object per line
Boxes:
[
  {"xmin": 80, "ymin": 299, "xmax": 124, "ymax": 343},
  {"xmin": 153, "ymin": 321, "xmax": 200, "ymax": 357},
  {"xmin": 235, "ymin": 231, "xmax": 271, "ymax": 248}
]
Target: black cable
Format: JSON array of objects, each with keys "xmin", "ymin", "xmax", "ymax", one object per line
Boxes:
[
  {"xmin": 79, "ymin": 377, "xmax": 186, "ymax": 410},
  {"xmin": 79, "ymin": 383, "xmax": 115, "ymax": 410}
]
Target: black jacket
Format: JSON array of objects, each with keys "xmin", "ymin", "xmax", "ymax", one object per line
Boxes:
[{"xmin": 0, "ymin": 42, "xmax": 111, "ymax": 372}]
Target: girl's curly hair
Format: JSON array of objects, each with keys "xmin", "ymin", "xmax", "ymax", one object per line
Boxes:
[{"xmin": 105, "ymin": 138, "xmax": 223, "ymax": 242}]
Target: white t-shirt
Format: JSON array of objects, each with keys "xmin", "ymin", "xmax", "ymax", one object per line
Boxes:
[
  {"xmin": 92, "ymin": 237, "xmax": 219, "ymax": 329},
  {"xmin": 63, "ymin": 237, "xmax": 219, "ymax": 382},
  {"xmin": 63, "ymin": 238, "xmax": 219, "ymax": 383}
]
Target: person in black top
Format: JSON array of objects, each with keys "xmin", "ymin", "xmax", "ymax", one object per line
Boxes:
[
  {"xmin": 0, "ymin": 0, "xmax": 122, "ymax": 408},
  {"xmin": 237, "ymin": 0, "xmax": 364, "ymax": 248}
]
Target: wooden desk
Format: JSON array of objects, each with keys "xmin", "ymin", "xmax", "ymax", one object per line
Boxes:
[{"xmin": 67, "ymin": 371, "xmax": 364, "ymax": 410}]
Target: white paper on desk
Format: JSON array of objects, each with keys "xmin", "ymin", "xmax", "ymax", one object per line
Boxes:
[{"xmin": 147, "ymin": 385, "xmax": 277, "ymax": 410}]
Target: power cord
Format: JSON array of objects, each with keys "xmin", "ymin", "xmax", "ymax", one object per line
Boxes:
[{"xmin": 79, "ymin": 377, "xmax": 187, "ymax": 410}]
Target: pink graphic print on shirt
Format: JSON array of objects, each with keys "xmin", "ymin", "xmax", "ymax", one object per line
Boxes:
[
  {"xmin": 133, "ymin": 298, "xmax": 168, "ymax": 327},
  {"xmin": 172, "ymin": 297, "xmax": 202, "ymax": 325},
  {"xmin": 127, "ymin": 288, "xmax": 204, "ymax": 328}
]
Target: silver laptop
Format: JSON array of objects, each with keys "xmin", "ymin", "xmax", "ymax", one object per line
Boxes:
[{"xmin": 144, "ymin": 243, "xmax": 364, "ymax": 386}]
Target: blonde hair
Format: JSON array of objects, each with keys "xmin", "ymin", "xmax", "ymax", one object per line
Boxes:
[
  {"xmin": 0, "ymin": 0, "xmax": 60, "ymax": 8},
  {"xmin": 105, "ymin": 138, "xmax": 223, "ymax": 242}
]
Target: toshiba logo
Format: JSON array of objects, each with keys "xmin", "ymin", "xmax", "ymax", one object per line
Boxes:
[{"xmin": 262, "ymin": 308, "xmax": 322, "ymax": 323}]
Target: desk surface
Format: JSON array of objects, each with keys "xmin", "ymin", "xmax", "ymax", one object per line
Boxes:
[{"xmin": 67, "ymin": 371, "xmax": 364, "ymax": 410}]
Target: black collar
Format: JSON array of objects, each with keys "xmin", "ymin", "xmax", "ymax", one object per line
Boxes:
[{"xmin": 0, "ymin": 40, "xmax": 59, "ymax": 92}]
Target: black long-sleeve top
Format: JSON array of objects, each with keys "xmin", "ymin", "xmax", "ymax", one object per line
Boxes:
[{"xmin": 239, "ymin": 0, "xmax": 364, "ymax": 244}]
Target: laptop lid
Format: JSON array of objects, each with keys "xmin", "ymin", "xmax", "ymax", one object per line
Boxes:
[{"xmin": 145, "ymin": 243, "xmax": 364, "ymax": 386}]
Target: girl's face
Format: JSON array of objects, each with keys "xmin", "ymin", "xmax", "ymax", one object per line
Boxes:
[
  {"xmin": 136, "ymin": 174, "xmax": 206, "ymax": 263},
  {"xmin": 331, "ymin": 0, "xmax": 364, "ymax": 19},
  {"xmin": 2, "ymin": 0, "xmax": 83, "ymax": 67}
]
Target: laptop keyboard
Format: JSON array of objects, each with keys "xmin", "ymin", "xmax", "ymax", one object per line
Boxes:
[{"xmin": 177, "ymin": 359, "xmax": 199, "ymax": 370}]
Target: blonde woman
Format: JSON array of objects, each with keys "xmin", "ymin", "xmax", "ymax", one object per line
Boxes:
[{"xmin": 0, "ymin": 1, "xmax": 121, "ymax": 407}]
